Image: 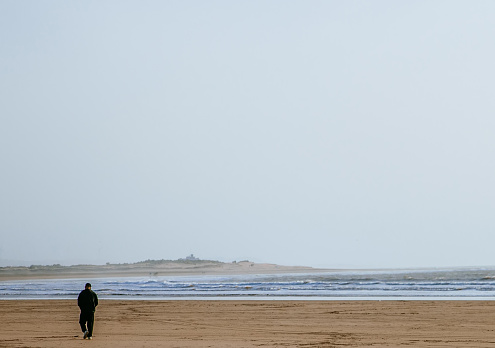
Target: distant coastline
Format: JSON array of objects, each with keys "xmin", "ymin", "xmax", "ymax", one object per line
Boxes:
[{"xmin": 0, "ymin": 258, "xmax": 325, "ymax": 281}]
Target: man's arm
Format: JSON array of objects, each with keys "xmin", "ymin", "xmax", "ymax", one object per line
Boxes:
[{"xmin": 93, "ymin": 292, "xmax": 98, "ymax": 308}]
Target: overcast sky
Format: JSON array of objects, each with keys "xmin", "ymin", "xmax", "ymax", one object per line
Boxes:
[{"xmin": 1, "ymin": 1, "xmax": 495, "ymax": 269}]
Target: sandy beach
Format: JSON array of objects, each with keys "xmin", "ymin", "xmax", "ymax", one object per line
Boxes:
[{"xmin": 2, "ymin": 300, "xmax": 495, "ymax": 347}]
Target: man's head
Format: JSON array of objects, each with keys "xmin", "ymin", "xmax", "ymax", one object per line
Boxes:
[{"xmin": 85, "ymin": 283, "xmax": 92, "ymax": 290}]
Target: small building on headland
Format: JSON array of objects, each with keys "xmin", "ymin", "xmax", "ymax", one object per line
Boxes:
[{"xmin": 180, "ymin": 254, "xmax": 200, "ymax": 261}]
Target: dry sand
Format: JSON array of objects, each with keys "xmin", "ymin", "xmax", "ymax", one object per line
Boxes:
[{"xmin": 2, "ymin": 300, "xmax": 495, "ymax": 347}]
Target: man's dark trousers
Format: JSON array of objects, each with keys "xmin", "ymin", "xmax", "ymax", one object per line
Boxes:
[{"xmin": 79, "ymin": 311, "xmax": 95, "ymax": 337}]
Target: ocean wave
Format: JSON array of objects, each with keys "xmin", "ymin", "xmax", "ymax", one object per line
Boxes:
[{"xmin": 4, "ymin": 269, "xmax": 495, "ymax": 299}]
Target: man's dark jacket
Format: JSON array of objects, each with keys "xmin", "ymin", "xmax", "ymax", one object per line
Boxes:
[{"xmin": 78, "ymin": 289, "xmax": 98, "ymax": 312}]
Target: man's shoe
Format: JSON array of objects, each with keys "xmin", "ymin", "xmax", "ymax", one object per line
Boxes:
[
  {"xmin": 88, "ymin": 337, "xmax": 92, "ymax": 340},
  {"xmin": 83, "ymin": 331, "xmax": 89, "ymax": 339}
]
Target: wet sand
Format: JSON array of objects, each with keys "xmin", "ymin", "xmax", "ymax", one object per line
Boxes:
[{"xmin": 2, "ymin": 300, "xmax": 495, "ymax": 347}]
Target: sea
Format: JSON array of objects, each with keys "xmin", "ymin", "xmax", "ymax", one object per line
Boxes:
[{"xmin": 3, "ymin": 268, "xmax": 495, "ymax": 300}]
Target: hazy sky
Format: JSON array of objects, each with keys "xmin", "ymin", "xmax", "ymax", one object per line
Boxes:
[{"xmin": 1, "ymin": 1, "xmax": 495, "ymax": 268}]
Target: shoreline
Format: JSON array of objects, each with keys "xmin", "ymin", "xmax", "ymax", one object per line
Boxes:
[
  {"xmin": 2, "ymin": 300, "xmax": 495, "ymax": 347},
  {"xmin": 4, "ymin": 296, "xmax": 495, "ymax": 301}
]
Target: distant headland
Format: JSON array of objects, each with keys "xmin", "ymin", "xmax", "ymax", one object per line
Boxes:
[{"xmin": 0, "ymin": 255, "xmax": 324, "ymax": 281}]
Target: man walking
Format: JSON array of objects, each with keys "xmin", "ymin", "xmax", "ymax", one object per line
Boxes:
[{"xmin": 78, "ymin": 283, "xmax": 98, "ymax": 340}]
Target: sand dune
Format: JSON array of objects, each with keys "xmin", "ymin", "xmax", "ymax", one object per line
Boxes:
[{"xmin": 0, "ymin": 260, "xmax": 322, "ymax": 281}]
